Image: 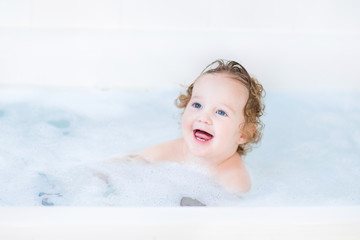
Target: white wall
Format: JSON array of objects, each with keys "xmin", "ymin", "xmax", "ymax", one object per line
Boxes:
[
  {"xmin": 1, "ymin": 0, "xmax": 359, "ymax": 31},
  {"xmin": 0, "ymin": 0, "xmax": 359, "ymax": 90}
]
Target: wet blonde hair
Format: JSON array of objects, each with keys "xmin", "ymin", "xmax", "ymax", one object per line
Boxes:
[{"xmin": 176, "ymin": 59, "xmax": 265, "ymax": 156}]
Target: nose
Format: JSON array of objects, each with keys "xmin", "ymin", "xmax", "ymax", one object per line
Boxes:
[{"xmin": 197, "ymin": 111, "xmax": 212, "ymax": 125}]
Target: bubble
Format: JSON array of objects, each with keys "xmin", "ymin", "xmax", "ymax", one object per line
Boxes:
[{"xmin": 47, "ymin": 119, "xmax": 70, "ymax": 129}]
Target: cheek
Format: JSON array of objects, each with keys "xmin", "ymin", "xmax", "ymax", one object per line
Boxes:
[
  {"xmin": 217, "ymin": 121, "xmax": 241, "ymax": 140},
  {"xmin": 181, "ymin": 108, "xmax": 192, "ymax": 130}
]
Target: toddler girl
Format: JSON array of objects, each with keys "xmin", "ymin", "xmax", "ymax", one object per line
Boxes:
[{"xmin": 139, "ymin": 59, "xmax": 264, "ymax": 194}]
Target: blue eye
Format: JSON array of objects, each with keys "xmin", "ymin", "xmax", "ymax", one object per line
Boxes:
[
  {"xmin": 192, "ymin": 102, "xmax": 202, "ymax": 109},
  {"xmin": 216, "ymin": 110, "xmax": 227, "ymax": 116}
]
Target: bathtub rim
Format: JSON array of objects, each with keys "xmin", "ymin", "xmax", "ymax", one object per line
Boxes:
[
  {"xmin": 1, "ymin": 206, "xmax": 359, "ymax": 224},
  {"xmin": 1, "ymin": 206, "xmax": 359, "ymax": 239}
]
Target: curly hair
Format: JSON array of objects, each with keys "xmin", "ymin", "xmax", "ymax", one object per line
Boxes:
[{"xmin": 176, "ymin": 59, "xmax": 265, "ymax": 156}]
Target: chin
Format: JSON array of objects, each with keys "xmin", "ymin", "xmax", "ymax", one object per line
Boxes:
[
  {"xmin": 188, "ymin": 147, "xmax": 209, "ymax": 157},
  {"xmin": 186, "ymin": 143, "xmax": 211, "ymax": 158},
  {"xmin": 184, "ymin": 134, "xmax": 217, "ymax": 157}
]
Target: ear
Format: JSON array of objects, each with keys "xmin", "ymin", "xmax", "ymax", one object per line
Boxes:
[
  {"xmin": 237, "ymin": 123, "xmax": 255, "ymax": 145},
  {"xmin": 237, "ymin": 134, "xmax": 247, "ymax": 145}
]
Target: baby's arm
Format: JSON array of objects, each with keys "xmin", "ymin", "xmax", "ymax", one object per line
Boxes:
[
  {"xmin": 138, "ymin": 145, "xmax": 163, "ymax": 163},
  {"xmin": 92, "ymin": 154, "xmax": 149, "ymax": 186},
  {"xmin": 139, "ymin": 139, "xmax": 183, "ymax": 163},
  {"xmin": 103, "ymin": 153, "xmax": 149, "ymax": 164}
]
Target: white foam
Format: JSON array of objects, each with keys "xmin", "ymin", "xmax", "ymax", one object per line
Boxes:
[{"xmin": 0, "ymin": 88, "xmax": 359, "ymax": 206}]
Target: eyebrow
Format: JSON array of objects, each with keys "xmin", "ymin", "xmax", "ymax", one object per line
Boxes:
[{"xmin": 220, "ymin": 103, "xmax": 235, "ymax": 114}]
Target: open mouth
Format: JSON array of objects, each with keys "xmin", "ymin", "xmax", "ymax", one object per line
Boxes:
[{"xmin": 193, "ymin": 129, "xmax": 213, "ymax": 142}]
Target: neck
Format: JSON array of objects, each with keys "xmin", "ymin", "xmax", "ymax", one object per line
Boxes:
[{"xmin": 180, "ymin": 140, "xmax": 234, "ymax": 170}]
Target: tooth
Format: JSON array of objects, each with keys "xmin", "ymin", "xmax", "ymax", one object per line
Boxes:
[{"xmin": 196, "ymin": 137, "xmax": 206, "ymax": 142}]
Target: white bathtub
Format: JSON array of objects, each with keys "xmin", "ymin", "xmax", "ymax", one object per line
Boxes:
[
  {"xmin": 1, "ymin": 207, "xmax": 359, "ymax": 239},
  {"xmin": 0, "ymin": 28, "xmax": 359, "ymax": 239}
]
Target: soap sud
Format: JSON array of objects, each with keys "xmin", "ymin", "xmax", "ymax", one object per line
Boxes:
[
  {"xmin": 1, "ymin": 160, "xmax": 240, "ymax": 206},
  {"xmin": 0, "ymin": 88, "xmax": 359, "ymax": 207}
]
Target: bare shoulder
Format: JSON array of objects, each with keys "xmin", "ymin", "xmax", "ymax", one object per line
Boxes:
[
  {"xmin": 215, "ymin": 154, "xmax": 251, "ymax": 194},
  {"xmin": 139, "ymin": 138, "xmax": 184, "ymax": 163}
]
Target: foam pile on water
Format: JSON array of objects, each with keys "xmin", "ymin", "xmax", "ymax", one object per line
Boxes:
[
  {"xmin": 38, "ymin": 161, "xmax": 241, "ymax": 206},
  {"xmin": 1, "ymin": 159, "xmax": 240, "ymax": 206},
  {"xmin": 0, "ymin": 88, "xmax": 239, "ymax": 206},
  {"xmin": 0, "ymin": 87, "xmax": 359, "ymax": 206}
]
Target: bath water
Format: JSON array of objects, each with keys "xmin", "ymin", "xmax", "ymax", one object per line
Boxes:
[{"xmin": 0, "ymin": 87, "xmax": 359, "ymax": 206}]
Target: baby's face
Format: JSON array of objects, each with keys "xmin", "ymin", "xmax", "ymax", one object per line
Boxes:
[{"xmin": 182, "ymin": 73, "xmax": 249, "ymax": 161}]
